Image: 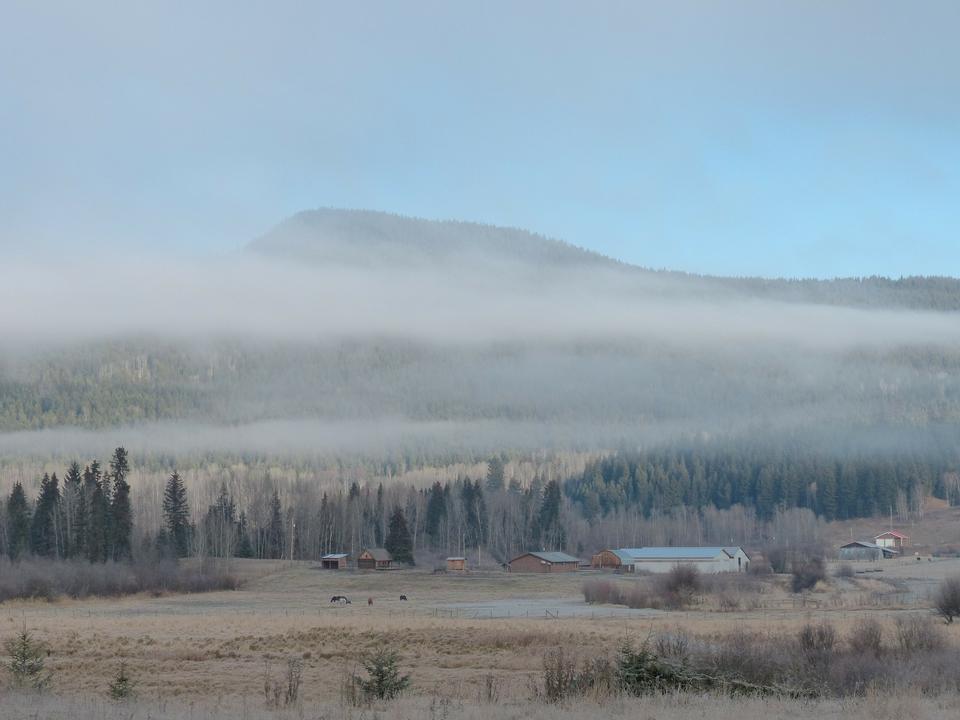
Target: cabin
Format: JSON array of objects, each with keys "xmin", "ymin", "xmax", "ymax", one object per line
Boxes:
[
  {"xmin": 357, "ymin": 548, "xmax": 393, "ymax": 570},
  {"xmin": 508, "ymin": 551, "xmax": 580, "ymax": 573},
  {"xmin": 320, "ymin": 553, "xmax": 349, "ymax": 569},
  {"xmin": 839, "ymin": 540, "xmax": 897, "ymax": 562},
  {"xmin": 874, "ymin": 531, "xmax": 908, "ymax": 551},
  {"xmin": 446, "ymin": 557, "xmax": 466, "ymax": 573},
  {"xmin": 604, "ymin": 547, "xmax": 750, "ymax": 574}
]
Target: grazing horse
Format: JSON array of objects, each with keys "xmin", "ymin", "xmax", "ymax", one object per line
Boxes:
[
  {"xmin": 330, "ymin": 595, "xmax": 351, "ymax": 604},
  {"xmin": 399, "ymin": 594, "xmax": 408, "ymax": 601},
  {"xmin": 367, "ymin": 597, "xmax": 373, "ymax": 606}
]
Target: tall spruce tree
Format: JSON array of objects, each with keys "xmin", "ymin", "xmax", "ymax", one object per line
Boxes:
[
  {"xmin": 385, "ymin": 506, "xmax": 414, "ymax": 565},
  {"xmin": 6, "ymin": 482, "xmax": 31, "ymax": 560},
  {"xmin": 162, "ymin": 472, "xmax": 190, "ymax": 558},
  {"xmin": 30, "ymin": 473, "xmax": 63, "ymax": 558},
  {"xmin": 266, "ymin": 490, "xmax": 285, "ymax": 559},
  {"xmin": 62, "ymin": 461, "xmax": 83, "ymax": 558}
]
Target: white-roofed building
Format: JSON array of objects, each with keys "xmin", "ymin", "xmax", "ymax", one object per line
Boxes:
[{"xmin": 602, "ymin": 546, "xmax": 750, "ymax": 574}]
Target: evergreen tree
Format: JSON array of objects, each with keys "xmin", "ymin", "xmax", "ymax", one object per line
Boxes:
[
  {"xmin": 424, "ymin": 482, "xmax": 446, "ymax": 544},
  {"xmin": 266, "ymin": 490, "xmax": 285, "ymax": 559},
  {"xmin": 204, "ymin": 483, "xmax": 236, "ymax": 557},
  {"xmin": 83, "ymin": 462, "xmax": 109, "ymax": 562},
  {"xmin": 63, "ymin": 461, "xmax": 83, "ymax": 558},
  {"xmin": 110, "ymin": 474, "xmax": 133, "ymax": 560},
  {"xmin": 536, "ymin": 480, "xmax": 563, "ymax": 549},
  {"xmin": 5, "ymin": 482, "xmax": 31, "ymax": 560},
  {"xmin": 385, "ymin": 506, "xmax": 414, "ymax": 565},
  {"xmin": 485, "ymin": 456, "xmax": 505, "ymax": 492},
  {"xmin": 30, "ymin": 473, "xmax": 63, "ymax": 558},
  {"xmin": 162, "ymin": 472, "xmax": 190, "ymax": 558}
]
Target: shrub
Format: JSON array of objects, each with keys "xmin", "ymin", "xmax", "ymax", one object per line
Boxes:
[
  {"xmin": 108, "ymin": 662, "xmax": 136, "ymax": 701},
  {"xmin": 766, "ymin": 546, "xmax": 790, "ymax": 574},
  {"xmin": 353, "ymin": 649, "xmax": 410, "ymax": 701},
  {"xmin": 798, "ymin": 622, "xmax": 837, "ymax": 655},
  {"xmin": 847, "ymin": 619, "xmax": 884, "ymax": 657},
  {"xmin": 5, "ymin": 628, "xmax": 51, "ymax": 690},
  {"xmin": 934, "ymin": 576, "xmax": 960, "ymax": 624},
  {"xmin": 835, "ymin": 563, "xmax": 855, "ymax": 579},
  {"xmin": 791, "ymin": 557, "xmax": 826, "ymax": 593},
  {"xmin": 895, "ymin": 615, "xmax": 945, "ymax": 655}
]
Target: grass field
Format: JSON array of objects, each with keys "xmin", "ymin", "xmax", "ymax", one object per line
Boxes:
[{"xmin": 3, "ymin": 558, "xmax": 960, "ymax": 717}]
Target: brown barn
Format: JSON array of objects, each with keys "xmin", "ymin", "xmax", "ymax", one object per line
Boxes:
[
  {"xmin": 874, "ymin": 531, "xmax": 909, "ymax": 551},
  {"xmin": 357, "ymin": 548, "xmax": 393, "ymax": 570},
  {"xmin": 509, "ymin": 551, "xmax": 579, "ymax": 573},
  {"xmin": 321, "ymin": 553, "xmax": 348, "ymax": 569},
  {"xmin": 446, "ymin": 557, "xmax": 466, "ymax": 573}
]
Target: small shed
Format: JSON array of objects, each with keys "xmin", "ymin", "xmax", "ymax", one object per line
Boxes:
[
  {"xmin": 874, "ymin": 531, "xmax": 908, "ymax": 550},
  {"xmin": 839, "ymin": 540, "xmax": 897, "ymax": 561},
  {"xmin": 508, "ymin": 551, "xmax": 580, "ymax": 573},
  {"xmin": 357, "ymin": 548, "xmax": 393, "ymax": 570},
  {"xmin": 321, "ymin": 553, "xmax": 349, "ymax": 569},
  {"xmin": 446, "ymin": 557, "xmax": 466, "ymax": 573}
]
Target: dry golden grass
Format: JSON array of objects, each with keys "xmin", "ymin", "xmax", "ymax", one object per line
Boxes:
[{"xmin": 3, "ymin": 559, "xmax": 960, "ymax": 707}]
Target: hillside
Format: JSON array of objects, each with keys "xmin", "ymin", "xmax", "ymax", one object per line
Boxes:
[{"xmin": 251, "ymin": 208, "xmax": 960, "ymax": 311}]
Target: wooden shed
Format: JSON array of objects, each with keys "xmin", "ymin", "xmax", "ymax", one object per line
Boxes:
[
  {"xmin": 508, "ymin": 551, "xmax": 579, "ymax": 573},
  {"xmin": 446, "ymin": 557, "xmax": 466, "ymax": 573},
  {"xmin": 357, "ymin": 548, "xmax": 393, "ymax": 570},
  {"xmin": 321, "ymin": 553, "xmax": 348, "ymax": 569}
]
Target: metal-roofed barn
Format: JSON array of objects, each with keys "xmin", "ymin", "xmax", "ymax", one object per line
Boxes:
[
  {"xmin": 320, "ymin": 553, "xmax": 349, "ymax": 569},
  {"xmin": 508, "ymin": 551, "xmax": 580, "ymax": 573},
  {"xmin": 606, "ymin": 547, "xmax": 750, "ymax": 574},
  {"xmin": 446, "ymin": 557, "xmax": 466, "ymax": 573},
  {"xmin": 839, "ymin": 541, "xmax": 897, "ymax": 562}
]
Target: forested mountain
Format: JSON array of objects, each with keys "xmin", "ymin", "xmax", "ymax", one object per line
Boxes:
[
  {"xmin": 252, "ymin": 209, "xmax": 960, "ymax": 311},
  {"xmin": 2, "ymin": 208, "xmax": 959, "ymax": 531}
]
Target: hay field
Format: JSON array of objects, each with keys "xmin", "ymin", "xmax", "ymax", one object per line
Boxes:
[{"xmin": 3, "ymin": 559, "xmax": 960, "ymax": 716}]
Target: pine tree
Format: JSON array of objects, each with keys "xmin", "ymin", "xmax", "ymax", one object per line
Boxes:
[
  {"xmin": 485, "ymin": 456, "xmax": 505, "ymax": 492},
  {"xmin": 110, "ymin": 475, "xmax": 132, "ymax": 561},
  {"xmin": 266, "ymin": 490, "xmax": 285, "ymax": 559},
  {"xmin": 63, "ymin": 461, "xmax": 83, "ymax": 558},
  {"xmin": 536, "ymin": 480, "xmax": 563, "ymax": 550},
  {"xmin": 83, "ymin": 462, "xmax": 109, "ymax": 563},
  {"xmin": 162, "ymin": 472, "xmax": 190, "ymax": 558},
  {"xmin": 30, "ymin": 473, "xmax": 63, "ymax": 558},
  {"xmin": 424, "ymin": 482, "xmax": 446, "ymax": 544},
  {"xmin": 5, "ymin": 482, "xmax": 31, "ymax": 560},
  {"xmin": 385, "ymin": 506, "xmax": 414, "ymax": 565}
]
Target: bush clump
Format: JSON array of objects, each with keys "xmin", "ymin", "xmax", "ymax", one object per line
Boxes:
[{"xmin": 934, "ymin": 576, "xmax": 960, "ymax": 624}]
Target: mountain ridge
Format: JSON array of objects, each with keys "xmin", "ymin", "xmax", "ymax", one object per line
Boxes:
[{"xmin": 249, "ymin": 208, "xmax": 960, "ymax": 311}]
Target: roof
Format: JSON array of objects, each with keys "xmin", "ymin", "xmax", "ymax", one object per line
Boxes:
[
  {"xmin": 841, "ymin": 540, "xmax": 881, "ymax": 549},
  {"xmin": 446, "ymin": 556, "xmax": 466, "ymax": 561},
  {"xmin": 875, "ymin": 530, "xmax": 909, "ymax": 539},
  {"xmin": 514, "ymin": 551, "xmax": 579, "ymax": 564},
  {"xmin": 616, "ymin": 547, "xmax": 740, "ymax": 561},
  {"xmin": 361, "ymin": 548, "xmax": 392, "ymax": 561},
  {"xmin": 321, "ymin": 553, "xmax": 348, "ymax": 559}
]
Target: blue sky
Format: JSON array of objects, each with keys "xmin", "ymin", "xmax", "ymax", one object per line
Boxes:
[{"xmin": 1, "ymin": 1, "xmax": 958, "ymax": 278}]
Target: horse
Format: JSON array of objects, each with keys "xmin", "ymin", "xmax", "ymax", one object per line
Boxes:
[
  {"xmin": 399, "ymin": 594, "xmax": 408, "ymax": 601},
  {"xmin": 367, "ymin": 597, "xmax": 373, "ymax": 606},
  {"xmin": 330, "ymin": 595, "xmax": 351, "ymax": 604}
]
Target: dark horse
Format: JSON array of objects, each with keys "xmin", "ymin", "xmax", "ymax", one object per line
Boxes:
[
  {"xmin": 399, "ymin": 594, "xmax": 408, "ymax": 601},
  {"xmin": 330, "ymin": 595, "xmax": 351, "ymax": 604}
]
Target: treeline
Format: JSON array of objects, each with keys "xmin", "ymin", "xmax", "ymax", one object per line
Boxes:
[
  {"xmin": 565, "ymin": 442, "xmax": 958, "ymax": 523},
  {"xmin": 3, "ymin": 447, "xmax": 133, "ymax": 562}
]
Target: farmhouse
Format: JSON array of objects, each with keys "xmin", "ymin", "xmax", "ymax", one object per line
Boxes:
[
  {"xmin": 839, "ymin": 540, "xmax": 897, "ymax": 561},
  {"xmin": 357, "ymin": 548, "xmax": 393, "ymax": 570},
  {"xmin": 874, "ymin": 530, "xmax": 908, "ymax": 551},
  {"xmin": 446, "ymin": 557, "xmax": 466, "ymax": 573},
  {"xmin": 320, "ymin": 552, "xmax": 348, "ymax": 569},
  {"xmin": 599, "ymin": 546, "xmax": 750, "ymax": 574},
  {"xmin": 508, "ymin": 551, "xmax": 580, "ymax": 573}
]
